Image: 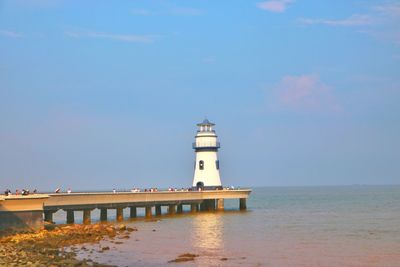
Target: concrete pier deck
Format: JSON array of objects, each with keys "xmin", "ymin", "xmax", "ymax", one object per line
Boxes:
[
  {"xmin": 44, "ymin": 189, "xmax": 251, "ymax": 223},
  {"xmin": 44, "ymin": 189, "xmax": 251, "ymax": 210},
  {"xmin": 0, "ymin": 189, "xmax": 251, "ymax": 230},
  {"xmin": 0, "ymin": 194, "xmax": 49, "ymax": 230}
]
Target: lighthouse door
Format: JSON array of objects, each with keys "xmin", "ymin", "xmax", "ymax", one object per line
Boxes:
[{"xmin": 196, "ymin": 181, "xmax": 204, "ymax": 191}]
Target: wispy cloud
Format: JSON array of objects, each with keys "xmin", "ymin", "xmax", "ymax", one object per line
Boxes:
[
  {"xmin": 300, "ymin": 3, "xmax": 400, "ymax": 46},
  {"xmin": 65, "ymin": 30, "xmax": 157, "ymax": 43},
  {"xmin": 131, "ymin": 6, "xmax": 203, "ymax": 16},
  {"xmin": 202, "ymin": 56, "xmax": 216, "ymax": 64},
  {"xmin": 257, "ymin": 0, "xmax": 293, "ymax": 13},
  {"xmin": 7, "ymin": 0, "xmax": 61, "ymax": 9},
  {"xmin": 131, "ymin": 8, "xmax": 153, "ymax": 16},
  {"xmin": 270, "ymin": 74, "xmax": 341, "ymax": 112},
  {"xmin": 369, "ymin": 2, "xmax": 400, "ymax": 45},
  {"xmin": 0, "ymin": 30, "xmax": 24, "ymax": 38},
  {"xmin": 170, "ymin": 7, "xmax": 203, "ymax": 16},
  {"xmin": 300, "ymin": 14, "xmax": 373, "ymax": 26},
  {"xmin": 373, "ymin": 2, "xmax": 400, "ymax": 17}
]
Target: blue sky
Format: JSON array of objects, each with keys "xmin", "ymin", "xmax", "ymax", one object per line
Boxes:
[{"xmin": 0, "ymin": 0, "xmax": 399, "ymax": 190}]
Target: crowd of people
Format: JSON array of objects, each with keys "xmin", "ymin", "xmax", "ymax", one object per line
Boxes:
[
  {"xmin": 4, "ymin": 185, "xmax": 238, "ymax": 196},
  {"xmin": 4, "ymin": 188, "xmax": 37, "ymax": 196}
]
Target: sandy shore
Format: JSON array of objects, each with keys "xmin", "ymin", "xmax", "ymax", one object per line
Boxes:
[{"xmin": 0, "ymin": 223, "xmax": 136, "ymax": 266}]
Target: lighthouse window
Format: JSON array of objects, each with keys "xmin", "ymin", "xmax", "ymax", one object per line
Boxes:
[
  {"xmin": 216, "ymin": 160, "xmax": 219, "ymax": 170},
  {"xmin": 199, "ymin": 160, "xmax": 204, "ymax": 170}
]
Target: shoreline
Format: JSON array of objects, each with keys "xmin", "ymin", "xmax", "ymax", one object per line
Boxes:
[{"xmin": 0, "ymin": 223, "xmax": 136, "ymax": 266}]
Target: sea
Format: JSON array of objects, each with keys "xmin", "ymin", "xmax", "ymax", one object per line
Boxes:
[{"xmin": 53, "ymin": 185, "xmax": 400, "ymax": 267}]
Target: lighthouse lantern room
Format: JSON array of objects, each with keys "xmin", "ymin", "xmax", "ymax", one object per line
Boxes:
[{"xmin": 192, "ymin": 119, "xmax": 222, "ymax": 190}]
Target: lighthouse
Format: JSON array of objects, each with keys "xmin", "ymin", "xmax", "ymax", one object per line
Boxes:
[{"xmin": 192, "ymin": 119, "xmax": 222, "ymax": 190}]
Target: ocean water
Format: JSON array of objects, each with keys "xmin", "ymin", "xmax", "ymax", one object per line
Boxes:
[{"xmin": 58, "ymin": 186, "xmax": 400, "ymax": 266}]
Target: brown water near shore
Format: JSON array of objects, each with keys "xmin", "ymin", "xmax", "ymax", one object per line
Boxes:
[
  {"xmin": 2, "ymin": 186, "xmax": 399, "ymax": 266},
  {"xmin": 70, "ymin": 186, "xmax": 400, "ymax": 267},
  {"xmin": 72, "ymin": 212, "xmax": 400, "ymax": 267}
]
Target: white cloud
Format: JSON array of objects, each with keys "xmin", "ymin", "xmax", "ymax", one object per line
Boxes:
[
  {"xmin": 257, "ymin": 0, "xmax": 293, "ymax": 13},
  {"xmin": 65, "ymin": 31, "xmax": 157, "ymax": 43},
  {"xmin": 0, "ymin": 30, "xmax": 23, "ymax": 38},
  {"xmin": 300, "ymin": 14, "xmax": 373, "ymax": 26},
  {"xmin": 271, "ymin": 74, "xmax": 341, "ymax": 112}
]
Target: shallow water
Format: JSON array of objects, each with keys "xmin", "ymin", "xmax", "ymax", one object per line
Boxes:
[{"xmin": 58, "ymin": 186, "xmax": 400, "ymax": 266}]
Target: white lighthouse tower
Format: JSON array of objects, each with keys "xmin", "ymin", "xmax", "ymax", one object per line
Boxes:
[{"xmin": 192, "ymin": 119, "xmax": 222, "ymax": 190}]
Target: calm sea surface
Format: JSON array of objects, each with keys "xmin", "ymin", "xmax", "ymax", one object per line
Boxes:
[{"xmin": 55, "ymin": 186, "xmax": 400, "ymax": 266}]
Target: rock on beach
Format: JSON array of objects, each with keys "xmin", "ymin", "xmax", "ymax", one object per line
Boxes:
[{"xmin": 0, "ymin": 223, "xmax": 134, "ymax": 266}]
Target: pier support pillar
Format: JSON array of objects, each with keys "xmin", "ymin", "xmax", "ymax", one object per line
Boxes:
[
  {"xmin": 240, "ymin": 198, "xmax": 247, "ymax": 210},
  {"xmin": 44, "ymin": 211, "xmax": 54, "ymax": 223},
  {"xmin": 208, "ymin": 199, "xmax": 216, "ymax": 211},
  {"xmin": 83, "ymin": 210, "xmax": 91, "ymax": 224},
  {"xmin": 201, "ymin": 200, "xmax": 215, "ymax": 211},
  {"xmin": 66, "ymin": 210, "xmax": 74, "ymax": 224},
  {"xmin": 177, "ymin": 204, "xmax": 183, "ymax": 214},
  {"xmin": 155, "ymin": 205, "xmax": 162, "ymax": 216},
  {"xmin": 145, "ymin": 206, "xmax": 152, "ymax": 218},
  {"xmin": 190, "ymin": 203, "xmax": 198, "ymax": 213},
  {"xmin": 168, "ymin": 204, "xmax": 176, "ymax": 215},
  {"xmin": 116, "ymin": 207, "xmax": 124, "ymax": 221},
  {"xmin": 200, "ymin": 201, "xmax": 206, "ymax": 211},
  {"xmin": 216, "ymin": 199, "xmax": 224, "ymax": 211},
  {"xmin": 100, "ymin": 208, "xmax": 107, "ymax": 221},
  {"xmin": 130, "ymin": 207, "xmax": 137, "ymax": 218}
]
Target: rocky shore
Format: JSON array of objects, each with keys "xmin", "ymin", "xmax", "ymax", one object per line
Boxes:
[{"xmin": 0, "ymin": 223, "xmax": 136, "ymax": 266}]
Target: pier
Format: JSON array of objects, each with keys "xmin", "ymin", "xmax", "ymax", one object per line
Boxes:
[
  {"xmin": 0, "ymin": 189, "xmax": 251, "ymax": 230},
  {"xmin": 1, "ymin": 119, "xmax": 252, "ymax": 231}
]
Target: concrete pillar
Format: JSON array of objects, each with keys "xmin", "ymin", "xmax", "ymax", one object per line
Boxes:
[
  {"xmin": 66, "ymin": 210, "xmax": 74, "ymax": 224},
  {"xmin": 116, "ymin": 207, "xmax": 124, "ymax": 221},
  {"xmin": 190, "ymin": 203, "xmax": 198, "ymax": 213},
  {"xmin": 240, "ymin": 198, "xmax": 247, "ymax": 210},
  {"xmin": 145, "ymin": 206, "xmax": 152, "ymax": 218},
  {"xmin": 216, "ymin": 199, "xmax": 224, "ymax": 211},
  {"xmin": 83, "ymin": 210, "xmax": 91, "ymax": 224},
  {"xmin": 168, "ymin": 204, "xmax": 176, "ymax": 215},
  {"xmin": 155, "ymin": 205, "xmax": 162, "ymax": 216},
  {"xmin": 44, "ymin": 211, "xmax": 54, "ymax": 223},
  {"xmin": 208, "ymin": 199, "xmax": 216, "ymax": 211},
  {"xmin": 200, "ymin": 201, "xmax": 207, "ymax": 211},
  {"xmin": 177, "ymin": 204, "xmax": 183, "ymax": 214},
  {"xmin": 201, "ymin": 200, "xmax": 215, "ymax": 211},
  {"xmin": 130, "ymin": 207, "xmax": 137, "ymax": 218},
  {"xmin": 100, "ymin": 208, "xmax": 107, "ymax": 221}
]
